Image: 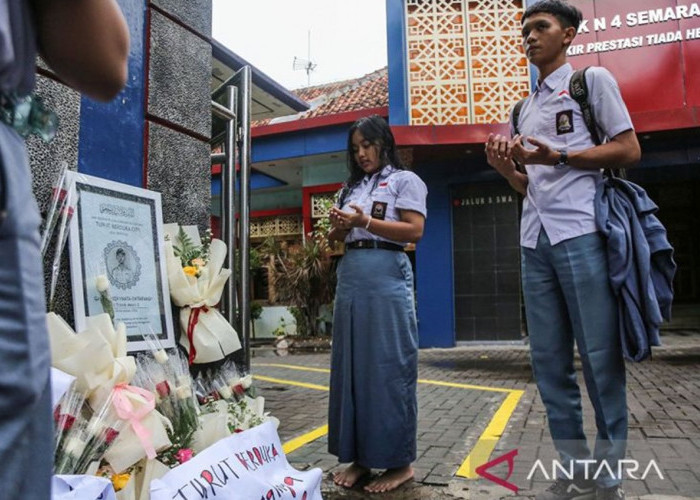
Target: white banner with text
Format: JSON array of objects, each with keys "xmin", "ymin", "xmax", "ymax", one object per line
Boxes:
[{"xmin": 150, "ymin": 422, "xmax": 323, "ymax": 500}]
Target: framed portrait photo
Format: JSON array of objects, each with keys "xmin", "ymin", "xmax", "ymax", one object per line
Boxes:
[{"xmin": 67, "ymin": 171, "xmax": 175, "ymax": 352}]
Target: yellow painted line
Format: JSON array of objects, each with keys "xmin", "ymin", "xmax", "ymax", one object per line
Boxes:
[
  {"xmin": 254, "ymin": 363, "xmax": 330, "ymax": 374},
  {"xmin": 283, "ymin": 424, "xmax": 329, "ymax": 455},
  {"xmin": 257, "ymin": 365, "xmax": 512, "ymax": 393},
  {"xmin": 254, "ymin": 362, "xmax": 526, "ymax": 478},
  {"xmin": 456, "ymin": 389, "xmax": 525, "ymax": 479},
  {"xmin": 253, "ymin": 375, "xmax": 329, "ymax": 392},
  {"xmin": 418, "ymin": 378, "xmax": 514, "ymax": 393}
]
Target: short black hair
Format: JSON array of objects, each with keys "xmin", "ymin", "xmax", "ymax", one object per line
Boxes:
[
  {"xmin": 345, "ymin": 115, "xmax": 405, "ymax": 186},
  {"xmin": 522, "ymin": 0, "xmax": 583, "ymax": 30}
]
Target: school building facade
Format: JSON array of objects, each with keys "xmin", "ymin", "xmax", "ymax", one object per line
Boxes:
[{"xmin": 216, "ymin": 0, "xmax": 700, "ymax": 347}]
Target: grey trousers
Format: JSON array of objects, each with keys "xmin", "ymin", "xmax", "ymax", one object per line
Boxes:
[
  {"xmin": 0, "ymin": 123, "xmax": 53, "ymax": 498},
  {"xmin": 522, "ymin": 230, "xmax": 627, "ymax": 488}
]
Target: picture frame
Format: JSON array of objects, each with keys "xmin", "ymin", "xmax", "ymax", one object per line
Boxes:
[{"xmin": 67, "ymin": 171, "xmax": 175, "ymax": 352}]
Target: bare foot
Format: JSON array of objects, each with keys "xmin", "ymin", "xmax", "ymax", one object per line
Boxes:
[
  {"xmin": 364, "ymin": 465, "xmax": 414, "ymax": 493},
  {"xmin": 332, "ymin": 463, "xmax": 370, "ymax": 488}
]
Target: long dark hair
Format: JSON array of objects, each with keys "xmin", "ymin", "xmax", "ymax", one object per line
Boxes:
[{"xmin": 345, "ymin": 115, "xmax": 405, "ymax": 187}]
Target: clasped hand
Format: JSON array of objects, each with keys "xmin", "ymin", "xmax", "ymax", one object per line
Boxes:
[
  {"xmin": 485, "ymin": 133, "xmax": 556, "ymax": 172},
  {"xmin": 330, "ymin": 205, "xmax": 367, "ymax": 230}
]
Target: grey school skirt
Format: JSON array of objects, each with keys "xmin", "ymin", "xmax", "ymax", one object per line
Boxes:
[{"xmin": 328, "ymin": 247, "xmax": 418, "ymax": 468}]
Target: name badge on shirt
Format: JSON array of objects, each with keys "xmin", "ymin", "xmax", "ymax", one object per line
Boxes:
[
  {"xmin": 371, "ymin": 201, "xmax": 388, "ymax": 220},
  {"xmin": 556, "ymin": 110, "xmax": 574, "ymax": 135}
]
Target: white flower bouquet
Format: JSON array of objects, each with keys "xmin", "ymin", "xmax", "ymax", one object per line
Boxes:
[
  {"xmin": 47, "ymin": 312, "xmax": 173, "ymax": 473},
  {"xmin": 163, "ymin": 224, "xmax": 241, "ymax": 364}
]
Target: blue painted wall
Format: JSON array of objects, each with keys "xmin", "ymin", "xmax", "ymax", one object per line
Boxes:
[
  {"xmin": 414, "ymin": 160, "xmax": 504, "ymax": 348},
  {"xmin": 211, "ymin": 171, "xmax": 286, "ymax": 196},
  {"xmin": 414, "ymin": 165, "xmax": 455, "ymax": 348},
  {"xmin": 77, "ymin": 0, "xmax": 146, "ymax": 186},
  {"xmin": 253, "ymin": 125, "xmax": 348, "ymax": 164},
  {"xmin": 386, "ymin": 0, "xmax": 409, "ymax": 125}
]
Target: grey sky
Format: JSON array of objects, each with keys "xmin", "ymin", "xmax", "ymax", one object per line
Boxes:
[{"xmin": 212, "ymin": 0, "xmax": 388, "ymax": 90}]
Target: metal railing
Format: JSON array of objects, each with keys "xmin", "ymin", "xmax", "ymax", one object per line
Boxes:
[{"xmin": 210, "ymin": 66, "xmax": 252, "ymax": 370}]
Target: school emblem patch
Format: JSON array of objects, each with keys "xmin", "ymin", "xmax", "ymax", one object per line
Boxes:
[
  {"xmin": 371, "ymin": 201, "xmax": 388, "ymax": 220},
  {"xmin": 556, "ymin": 110, "xmax": 574, "ymax": 135}
]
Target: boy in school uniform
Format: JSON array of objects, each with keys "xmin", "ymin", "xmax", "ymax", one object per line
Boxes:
[{"xmin": 486, "ymin": 1, "xmax": 640, "ymax": 499}]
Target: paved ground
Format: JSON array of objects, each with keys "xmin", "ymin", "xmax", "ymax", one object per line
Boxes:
[{"xmin": 251, "ymin": 332, "xmax": 700, "ymax": 499}]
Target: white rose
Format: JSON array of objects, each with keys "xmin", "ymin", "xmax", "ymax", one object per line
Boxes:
[
  {"xmin": 240, "ymin": 375, "xmax": 253, "ymax": 390},
  {"xmin": 176, "ymin": 385, "xmax": 191, "ymax": 400},
  {"xmin": 219, "ymin": 386, "xmax": 232, "ymax": 400},
  {"xmin": 65, "ymin": 436, "xmax": 86, "ymax": 456},
  {"xmin": 154, "ymin": 349, "xmax": 169, "ymax": 364},
  {"xmin": 95, "ymin": 275, "xmax": 110, "ymax": 293}
]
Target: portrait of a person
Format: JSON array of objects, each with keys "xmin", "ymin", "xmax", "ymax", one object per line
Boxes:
[{"xmin": 110, "ymin": 247, "xmax": 134, "ymax": 285}]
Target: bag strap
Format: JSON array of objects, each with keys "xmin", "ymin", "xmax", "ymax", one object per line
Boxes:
[
  {"xmin": 569, "ymin": 67, "xmax": 625, "ymax": 179},
  {"xmin": 510, "ymin": 68, "xmax": 624, "ymax": 178},
  {"xmin": 510, "ymin": 98, "xmax": 528, "ymax": 173},
  {"xmin": 511, "ymin": 97, "xmax": 527, "ymax": 137},
  {"xmin": 569, "ymin": 67, "xmax": 601, "ymax": 146}
]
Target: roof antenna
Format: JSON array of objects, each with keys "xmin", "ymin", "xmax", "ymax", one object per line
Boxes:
[{"xmin": 293, "ymin": 30, "xmax": 317, "ymax": 86}]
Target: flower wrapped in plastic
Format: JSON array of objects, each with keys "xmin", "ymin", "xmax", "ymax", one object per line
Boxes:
[
  {"xmin": 193, "ymin": 366, "xmax": 278, "ymax": 452},
  {"xmin": 131, "ymin": 339, "xmax": 200, "ymax": 468},
  {"xmin": 47, "ymin": 312, "xmax": 136, "ymax": 408},
  {"xmin": 165, "ymin": 349, "xmax": 200, "ymax": 442},
  {"xmin": 131, "ymin": 357, "xmax": 176, "ymax": 428},
  {"xmin": 163, "ymin": 224, "xmax": 241, "ymax": 364},
  {"xmin": 219, "ymin": 358, "xmax": 255, "ymax": 400},
  {"xmin": 189, "ymin": 372, "xmax": 230, "ymax": 452},
  {"xmin": 54, "ymin": 382, "xmax": 87, "ymax": 468},
  {"xmin": 227, "ymin": 394, "xmax": 278, "ymax": 433},
  {"xmin": 54, "ymin": 388, "xmax": 125, "ymax": 475}
]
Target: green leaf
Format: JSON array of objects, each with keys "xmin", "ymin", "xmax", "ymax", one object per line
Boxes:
[{"xmin": 173, "ymin": 226, "xmax": 203, "ymax": 267}]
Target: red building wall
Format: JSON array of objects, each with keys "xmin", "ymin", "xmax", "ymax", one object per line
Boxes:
[{"xmin": 567, "ymin": 0, "xmax": 700, "ymax": 131}]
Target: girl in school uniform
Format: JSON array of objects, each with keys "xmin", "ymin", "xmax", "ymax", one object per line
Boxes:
[{"xmin": 327, "ymin": 115, "xmax": 427, "ymax": 493}]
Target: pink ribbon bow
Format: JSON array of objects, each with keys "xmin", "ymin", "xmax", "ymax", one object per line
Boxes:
[{"xmin": 112, "ymin": 383, "xmax": 157, "ymax": 459}]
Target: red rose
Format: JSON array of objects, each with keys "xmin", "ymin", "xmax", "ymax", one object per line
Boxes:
[
  {"xmin": 60, "ymin": 415, "xmax": 76, "ymax": 431},
  {"xmin": 105, "ymin": 427, "xmax": 120, "ymax": 445},
  {"xmin": 155, "ymin": 381, "xmax": 171, "ymax": 398}
]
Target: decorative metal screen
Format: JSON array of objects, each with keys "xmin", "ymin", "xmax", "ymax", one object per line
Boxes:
[
  {"xmin": 405, "ymin": 0, "xmax": 530, "ymax": 125},
  {"xmin": 250, "ymin": 215, "xmax": 303, "ymax": 239},
  {"xmin": 311, "ymin": 192, "xmax": 336, "ymax": 218}
]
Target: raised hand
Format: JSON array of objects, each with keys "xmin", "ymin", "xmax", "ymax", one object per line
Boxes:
[{"xmin": 485, "ymin": 133, "xmax": 517, "ymax": 177}]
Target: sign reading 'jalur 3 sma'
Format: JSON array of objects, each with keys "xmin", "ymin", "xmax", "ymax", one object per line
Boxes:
[{"xmin": 565, "ymin": 0, "xmax": 700, "ymax": 121}]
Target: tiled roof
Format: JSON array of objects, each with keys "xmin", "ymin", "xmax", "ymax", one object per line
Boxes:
[{"xmin": 253, "ymin": 67, "xmax": 388, "ymax": 127}]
